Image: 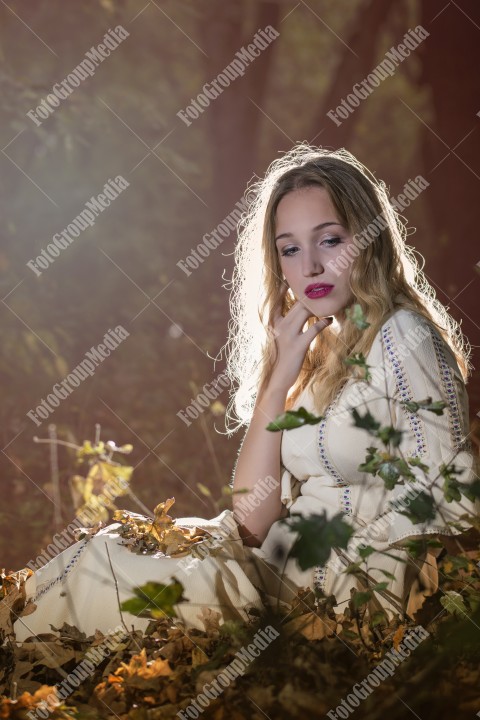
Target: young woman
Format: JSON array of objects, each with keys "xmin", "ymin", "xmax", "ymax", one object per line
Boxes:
[{"xmin": 13, "ymin": 144, "xmax": 478, "ymax": 642}]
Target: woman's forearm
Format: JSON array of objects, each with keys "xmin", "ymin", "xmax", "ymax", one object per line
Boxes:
[{"xmin": 232, "ymin": 383, "xmax": 288, "ymax": 547}]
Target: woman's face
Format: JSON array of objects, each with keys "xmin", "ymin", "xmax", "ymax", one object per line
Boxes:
[{"xmin": 274, "ymin": 186, "xmax": 355, "ymax": 321}]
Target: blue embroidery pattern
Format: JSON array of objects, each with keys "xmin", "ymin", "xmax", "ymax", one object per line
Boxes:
[
  {"xmin": 430, "ymin": 331, "xmax": 465, "ymax": 452},
  {"xmin": 32, "ymin": 540, "xmax": 90, "ymax": 604},
  {"xmin": 313, "ymin": 565, "xmax": 327, "ymax": 594},
  {"xmin": 317, "ymin": 386, "xmax": 353, "ymax": 515},
  {"xmin": 314, "ymin": 384, "xmax": 352, "ymax": 595},
  {"xmin": 381, "ymin": 324, "xmax": 427, "ymax": 458}
]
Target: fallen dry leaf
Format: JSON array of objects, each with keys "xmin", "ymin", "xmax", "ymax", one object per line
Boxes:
[
  {"xmin": 0, "ymin": 684, "xmax": 68, "ymax": 718},
  {"xmin": 191, "ymin": 645, "xmax": 209, "ymax": 667},
  {"xmin": 196, "ymin": 606, "xmax": 222, "ymax": 635},
  {"xmin": 0, "ymin": 568, "xmax": 33, "ymax": 640},
  {"xmin": 284, "ymin": 612, "xmax": 337, "ymax": 640},
  {"xmin": 392, "ymin": 624, "xmax": 406, "ymax": 650},
  {"xmin": 117, "ymin": 647, "xmax": 173, "ymax": 680},
  {"xmin": 112, "ymin": 498, "xmax": 213, "ymax": 557}
]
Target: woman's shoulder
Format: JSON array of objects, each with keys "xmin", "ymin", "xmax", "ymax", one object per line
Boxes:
[
  {"xmin": 374, "ymin": 306, "xmax": 461, "ymax": 379},
  {"xmin": 377, "ymin": 307, "xmax": 446, "ymax": 351},
  {"xmin": 379, "ymin": 306, "xmax": 433, "ymax": 335},
  {"xmin": 365, "ymin": 307, "xmax": 432, "ymax": 359}
]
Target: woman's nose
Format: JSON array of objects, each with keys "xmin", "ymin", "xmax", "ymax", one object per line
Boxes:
[{"xmin": 302, "ymin": 250, "xmax": 323, "ymax": 276}]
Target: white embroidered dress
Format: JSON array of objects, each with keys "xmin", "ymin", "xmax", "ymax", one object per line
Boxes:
[
  {"xmin": 14, "ymin": 309, "xmax": 478, "ymax": 642},
  {"xmin": 253, "ymin": 308, "xmax": 477, "ymax": 614}
]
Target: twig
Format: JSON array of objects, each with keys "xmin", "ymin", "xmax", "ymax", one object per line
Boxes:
[
  {"xmin": 104, "ymin": 542, "xmax": 131, "ymax": 639},
  {"xmin": 354, "ymin": 606, "xmax": 375, "ymax": 652},
  {"xmin": 188, "ymin": 378, "xmax": 225, "ymax": 506},
  {"xmin": 33, "ymin": 436, "xmax": 80, "ymax": 451},
  {"xmin": 49, "ymin": 424, "xmax": 63, "ymax": 529}
]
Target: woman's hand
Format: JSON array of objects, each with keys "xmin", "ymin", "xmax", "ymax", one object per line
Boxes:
[{"xmin": 265, "ymin": 282, "xmax": 333, "ymax": 394}]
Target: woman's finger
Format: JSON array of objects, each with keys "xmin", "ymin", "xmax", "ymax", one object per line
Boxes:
[{"xmin": 301, "ymin": 316, "xmax": 333, "ymax": 344}]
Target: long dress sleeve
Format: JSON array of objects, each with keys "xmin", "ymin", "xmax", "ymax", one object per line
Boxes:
[{"xmin": 378, "ymin": 309, "xmax": 478, "ymax": 548}]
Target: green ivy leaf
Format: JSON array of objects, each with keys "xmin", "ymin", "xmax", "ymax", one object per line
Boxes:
[
  {"xmin": 376, "ymin": 426, "xmax": 404, "ymax": 447},
  {"xmin": 352, "ymin": 590, "xmax": 372, "ymax": 608},
  {"xmin": 378, "ymin": 461, "xmax": 401, "ymax": 489},
  {"xmin": 358, "ymin": 458, "xmax": 381, "ymax": 475},
  {"xmin": 266, "ymin": 406, "xmax": 323, "ymax": 432},
  {"xmin": 371, "ymin": 582, "xmax": 389, "ymax": 592},
  {"xmin": 423, "ymin": 400, "xmax": 447, "ymax": 415},
  {"xmin": 358, "ymin": 545, "xmax": 376, "ymax": 559},
  {"xmin": 401, "ymin": 397, "xmax": 446, "ymax": 416},
  {"xmin": 371, "ymin": 611, "xmax": 388, "ymax": 627},
  {"xmin": 351, "ymin": 408, "xmax": 381, "ymax": 434},
  {"xmin": 396, "ymin": 458, "xmax": 416, "ymax": 480},
  {"xmin": 120, "ymin": 580, "xmax": 185, "ymax": 619},
  {"xmin": 440, "ymin": 463, "xmax": 464, "ymax": 480},
  {"xmin": 443, "ymin": 475, "xmax": 462, "ymax": 503},
  {"xmin": 379, "ymin": 569, "xmax": 396, "ymax": 580},
  {"xmin": 407, "ymin": 457, "xmax": 430, "ymax": 473},
  {"xmin": 283, "ymin": 511, "xmax": 354, "ymax": 570},
  {"xmin": 397, "ymin": 492, "xmax": 436, "ymax": 525},
  {"xmin": 345, "ymin": 303, "xmax": 371, "ymax": 330},
  {"xmin": 440, "ymin": 464, "xmax": 466, "ymax": 503},
  {"xmin": 402, "ymin": 539, "xmax": 426, "ymax": 558},
  {"xmin": 465, "ymin": 589, "xmax": 480, "ymax": 614},
  {"xmin": 460, "ymin": 478, "xmax": 480, "ymax": 503},
  {"xmin": 358, "ymin": 449, "xmax": 382, "ymax": 475},
  {"xmin": 440, "ymin": 591, "xmax": 468, "ymax": 617}
]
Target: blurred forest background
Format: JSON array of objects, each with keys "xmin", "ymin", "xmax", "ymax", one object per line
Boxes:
[{"xmin": 0, "ymin": 0, "xmax": 479, "ymax": 571}]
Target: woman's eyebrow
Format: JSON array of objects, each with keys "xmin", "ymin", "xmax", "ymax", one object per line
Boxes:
[{"xmin": 274, "ymin": 221, "xmax": 343, "ymax": 243}]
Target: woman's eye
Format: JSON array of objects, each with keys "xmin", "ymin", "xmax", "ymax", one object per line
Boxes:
[
  {"xmin": 280, "ymin": 246, "xmax": 298, "ymax": 257},
  {"xmin": 280, "ymin": 238, "xmax": 341, "ymax": 256},
  {"xmin": 322, "ymin": 237, "xmax": 341, "ymax": 247}
]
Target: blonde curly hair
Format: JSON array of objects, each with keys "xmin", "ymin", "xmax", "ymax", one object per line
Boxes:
[{"xmin": 223, "ymin": 142, "xmax": 471, "ymax": 433}]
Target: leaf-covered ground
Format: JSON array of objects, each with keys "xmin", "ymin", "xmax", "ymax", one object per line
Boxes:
[{"xmin": 1, "ymin": 545, "xmax": 480, "ymax": 720}]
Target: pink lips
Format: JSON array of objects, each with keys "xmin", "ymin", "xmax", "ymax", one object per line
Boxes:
[{"xmin": 304, "ymin": 283, "xmax": 334, "ymax": 299}]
